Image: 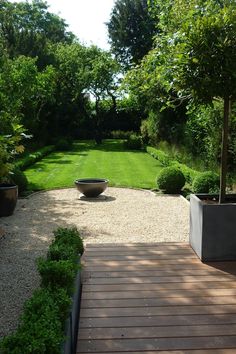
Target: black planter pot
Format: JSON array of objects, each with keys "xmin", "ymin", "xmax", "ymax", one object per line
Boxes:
[{"xmin": 0, "ymin": 184, "xmax": 18, "ymax": 217}]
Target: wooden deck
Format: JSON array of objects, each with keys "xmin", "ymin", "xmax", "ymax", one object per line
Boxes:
[{"xmin": 76, "ymin": 243, "xmax": 236, "ymax": 353}]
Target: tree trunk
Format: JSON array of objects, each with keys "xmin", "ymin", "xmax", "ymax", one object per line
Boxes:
[{"xmin": 219, "ymin": 97, "xmax": 231, "ymax": 204}]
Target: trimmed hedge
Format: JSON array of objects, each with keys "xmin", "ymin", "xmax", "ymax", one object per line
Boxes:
[
  {"xmin": 16, "ymin": 145, "xmax": 55, "ymax": 171},
  {"xmin": 146, "ymin": 146, "xmax": 171, "ymax": 167},
  {"xmin": 0, "ymin": 227, "xmax": 84, "ymax": 354},
  {"xmin": 147, "ymin": 146, "xmax": 198, "ymax": 183}
]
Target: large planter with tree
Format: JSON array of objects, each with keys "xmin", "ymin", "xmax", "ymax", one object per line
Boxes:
[
  {"xmin": 154, "ymin": 1, "xmax": 236, "ymax": 261},
  {"xmin": 190, "ymin": 194, "xmax": 236, "ymax": 261}
]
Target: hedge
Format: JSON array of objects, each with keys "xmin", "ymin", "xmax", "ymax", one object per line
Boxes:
[
  {"xmin": 146, "ymin": 146, "xmax": 199, "ymax": 183},
  {"xmin": 16, "ymin": 145, "xmax": 55, "ymax": 171},
  {"xmin": 0, "ymin": 227, "xmax": 84, "ymax": 354}
]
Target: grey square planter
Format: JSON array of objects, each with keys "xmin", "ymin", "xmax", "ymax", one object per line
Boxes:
[{"xmin": 190, "ymin": 193, "xmax": 236, "ymax": 261}]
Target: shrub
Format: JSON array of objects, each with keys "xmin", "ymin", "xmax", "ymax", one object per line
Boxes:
[
  {"xmin": 10, "ymin": 168, "xmax": 28, "ymax": 193},
  {"xmin": 0, "ymin": 288, "xmax": 68, "ymax": 354},
  {"xmin": 55, "ymin": 138, "xmax": 73, "ymax": 151},
  {"xmin": 53, "ymin": 227, "xmax": 84, "ymax": 256},
  {"xmin": 37, "ymin": 259, "xmax": 78, "ymax": 294},
  {"xmin": 146, "ymin": 146, "xmax": 171, "ymax": 167},
  {"xmin": 111, "ymin": 130, "xmax": 134, "ymax": 139},
  {"xmin": 124, "ymin": 133, "xmax": 142, "ymax": 150},
  {"xmin": 157, "ymin": 166, "xmax": 186, "ymax": 193},
  {"xmin": 192, "ymin": 171, "xmax": 220, "ymax": 193}
]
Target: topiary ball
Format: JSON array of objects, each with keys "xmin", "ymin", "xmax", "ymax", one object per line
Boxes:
[
  {"xmin": 192, "ymin": 171, "xmax": 220, "ymax": 193},
  {"xmin": 157, "ymin": 166, "xmax": 186, "ymax": 193}
]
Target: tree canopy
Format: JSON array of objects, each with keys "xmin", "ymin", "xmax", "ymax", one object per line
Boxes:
[{"xmin": 107, "ymin": 0, "xmax": 157, "ymax": 68}]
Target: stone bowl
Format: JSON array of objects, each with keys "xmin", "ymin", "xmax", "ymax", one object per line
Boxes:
[{"xmin": 74, "ymin": 178, "xmax": 109, "ymax": 198}]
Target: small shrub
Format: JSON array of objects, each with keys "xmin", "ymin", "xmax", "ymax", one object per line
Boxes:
[
  {"xmin": 157, "ymin": 166, "xmax": 186, "ymax": 193},
  {"xmin": 0, "ymin": 288, "xmax": 66, "ymax": 354},
  {"xmin": 192, "ymin": 171, "xmax": 220, "ymax": 193},
  {"xmin": 124, "ymin": 133, "xmax": 142, "ymax": 150},
  {"xmin": 37, "ymin": 259, "xmax": 78, "ymax": 294},
  {"xmin": 53, "ymin": 227, "xmax": 84, "ymax": 256},
  {"xmin": 55, "ymin": 138, "xmax": 73, "ymax": 151},
  {"xmin": 10, "ymin": 168, "xmax": 28, "ymax": 193}
]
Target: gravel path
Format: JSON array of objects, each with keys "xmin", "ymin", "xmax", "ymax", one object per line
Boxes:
[{"xmin": 0, "ymin": 187, "xmax": 189, "ymax": 338}]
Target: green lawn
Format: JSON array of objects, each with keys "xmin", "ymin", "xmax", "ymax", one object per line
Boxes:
[{"xmin": 25, "ymin": 140, "xmax": 163, "ymax": 190}]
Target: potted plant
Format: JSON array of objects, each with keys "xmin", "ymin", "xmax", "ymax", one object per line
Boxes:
[
  {"xmin": 186, "ymin": 3, "xmax": 236, "ymax": 261},
  {"xmin": 0, "ymin": 124, "xmax": 27, "ymax": 217},
  {"xmin": 157, "ymin": 1, "xmax": 236, "ymax": 260}
]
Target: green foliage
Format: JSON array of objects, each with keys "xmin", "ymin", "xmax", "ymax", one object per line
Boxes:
[
  {"xmin": 0, "ymin": 226, "xmax": 84, "ymax": 353},
  {"xmin": 0, "ymin": 124, "xmax": 27, "ymax": 183},
  {"xmin": 16, "ymin": 146, "xmax": 55, "ymax": 170},
  {"xmin": 156, "ymin": 166, "xmax": 186, "ymax": 193},
  {"xmin": 111, "ymin": 130, "xmax": 134, "ymax": 139},
  {"xmin": 146, "ymin": 146, "xmax": 171, "ymax": 167},
  {"xmin": 107, "ymin": 0, "xmax": 157, "ymax": 68},
  {"xmin": 0, "ymin": 0, "xmax": 74, "ymax": 68},
  {"xmin": 52, "ymin": 227, "xmax": 84, "ymax": 257},
  {"xmin": 124, "ymin": 133, "xmax": 142, "ymax": 150},
  {"xmin": 0, "ymin": 287, "xmax": 69, "ymax": 354},
  {"xmin": 10, "ymin": 168, "xmax": 28, "ymax": 193},
  {"xmin": 37, "ymin": 259, "xmax": 78, "ymax": 294},
  {"xmin": 192, "ymin": 171, "xmax": 220, "ymax": 194}
]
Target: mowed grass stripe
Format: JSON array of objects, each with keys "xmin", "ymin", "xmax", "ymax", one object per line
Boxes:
[{"xmin": 25, "ymin": 140, "xmax": 163, "ymax": 190}]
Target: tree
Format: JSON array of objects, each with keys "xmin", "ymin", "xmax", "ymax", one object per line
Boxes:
[
  {"xmin": 50, "ymin": 43, "xmax": 90, "ymax": 138},
  {"xmin": 0, "ymin": 0, "xmax": 74, "ymax": 68},
  {"xmin": 107, "ymin": 0, "xmax": 157, "ymax": 68},
  {"xmin": 85, "ymin": 46, "xmax": 120, "ymax": 143},
  {"xmin": 155, "ymin": 0, "xmax": 236, "ymax": 202}
]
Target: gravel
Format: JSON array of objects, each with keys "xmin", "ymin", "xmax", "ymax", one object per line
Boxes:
[{"xmin": 0, "ymin": 187, "xmax": 189, "ymax": 337}]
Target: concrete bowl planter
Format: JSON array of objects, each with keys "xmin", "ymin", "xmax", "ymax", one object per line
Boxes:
[
  {"xmin": 190, "ymin": 193, "xmax": 236, "ymax": 261},
  {"xmin": 74, "ymin": 178, "xmax": 108, "ymax": 198}
]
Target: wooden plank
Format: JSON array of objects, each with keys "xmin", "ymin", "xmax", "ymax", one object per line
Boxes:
[
  {"xmin": 81, "ymin": 296, "xmax": 236, "ymax": 308},
  {"xmin": 77, "ymin": 335, "xmax": 236, "ymax": 352},
  {"xmin": 80, "ymin": 304, "xmax": 236, "ymax": 318},
  {"xmin": 81, "ymin": 288, "xmax": 236, "ymax": 300},
  {"xmin": 84, "ymin": 257, "xmax": 199, "ymax": 265},
  {"xmin": 83, "ymin": 268, "xmax": 235, "ymax": 278},
  {"xmin": 85, "ymin": 242, "xmax": 190, "ymax": 248},
  {"xmin": 79, "ymin": 313, "xmax": 236, "ymax": 328},
  {"xmin": 83, "ymin": 281, "xmax": 236, "ymax": 292},
  {"xmin": 78, "ymin": 323, "xmax": 236, "ymax": 340},
  {"xmin": 83, "ymin": 263, "xmax": 236, "ymax": 271},
  {"xmin": 84, "ymin": 275, "xmax": 235, "ymax": 285},
  {"xmin": 85, "ymin": 249, "xmax": 195, "ymax": 256}
]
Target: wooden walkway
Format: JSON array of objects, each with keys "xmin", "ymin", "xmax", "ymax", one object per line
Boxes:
[{"xmin": 76, "ymin": 243, "xmax": 236, "ymax": 353}]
